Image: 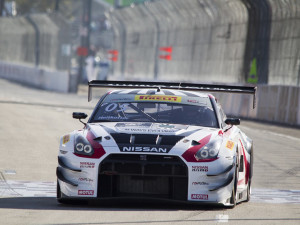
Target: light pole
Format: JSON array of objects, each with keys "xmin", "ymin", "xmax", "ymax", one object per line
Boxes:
[
  {"xmin": 77, "ymin": 0, "xmax": 92, "ymax": 88},
  {"xmin": 0, "ymin": 0, "xmax": 5, "ymax": 17}
]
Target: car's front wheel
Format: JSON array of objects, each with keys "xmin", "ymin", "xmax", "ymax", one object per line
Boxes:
[
  {"xmin": 230, "ymin": 186, "xmax": 237, "ymax": 207},
  {"xmin": 246, "ymin": 181, "xmax": 251, "ymax": 202},
  {"xmin": 57, "ymin": 180, "xmax": 67, "ymax": 204},
  {"xmin": 230, "ymin": 158, "xmax": 239, "ymax": 208}
]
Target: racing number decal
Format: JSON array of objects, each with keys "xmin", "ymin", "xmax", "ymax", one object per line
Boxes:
[
  {"xmin": 104, "ymin": 103, "xmax": 129, "ymax": 112},
  {"xmin": 226, "ymin": 140, "xmax": 234, "ymax": 150},
  {"xmin": 105, "ymin": 103, "xmax": 118, "ymax": 112},
  {"xmin": 117, "ymin": 103, "xmax": 129, "ymax": 112}
]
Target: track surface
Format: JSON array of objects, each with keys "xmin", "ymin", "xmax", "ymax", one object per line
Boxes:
[{"xmin": 0, "ymin": 79, "xmax": 299, "ymax": 225}]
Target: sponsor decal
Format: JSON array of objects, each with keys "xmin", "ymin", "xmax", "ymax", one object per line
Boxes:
[
  {"xmin": 109, "ymin": 98, "xmax": 132, "ymax": 102},
  {"xmin": 192, "ymin": 166, "xmax": 208, "ymax": 172},
  {"xmin": 78, "ymin": 178, "xmax": 93, "ymax": 183},
  {"xmin": 187, "ymin": 99, "xmax": 199, "ymax": 104},
  {"xmin": 115, "ymin": 122, "xmax": 152, "ymax": 128},
  {"xmin": 192, "ymin": 182, "xmax": 209, "ymax": 185},
  {"xmin": 226, "ymin": 140, "xmax": 234, "ymax": 150},
  {"xmin": 135, "ymin": 95, "xmax": 182, "ymax": 103},
  {"xmin": 98, "ymin": 116, "xmax": 128, "ymax": 120},
  {"xmin": 120, "ymin": 128, "xmax": 177, "ymax": 133},
  {"xmin": 191, "ymin": 194, "xmax": 208, "ymax": 200},
  {"xmin": 80, "ymin": 162, "xmax": 95, "ymax": 169},
  {"xmin": 159, "ymin": 124, "xmax": 175, "ymax": 129},
  {"xmin": 62, "ymin": 135, "xmax": 70, "ymax": 144},
  {"xmin": 78, "ymin": 190, "xmax": 94, "ymax": 195},
  {"xmin": 121, "ymin": 146, "xmax": 169, "ymax": 153}
]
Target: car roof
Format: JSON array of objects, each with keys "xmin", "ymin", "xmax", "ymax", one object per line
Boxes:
[{"xmin": 108, "ymin": 89, "xmax": 212, "ymax": 98}]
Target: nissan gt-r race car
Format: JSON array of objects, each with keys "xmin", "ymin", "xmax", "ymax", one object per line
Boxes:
[{"xmin": 57, "ymin": 80, "xmax": 256, "ymax": 207}]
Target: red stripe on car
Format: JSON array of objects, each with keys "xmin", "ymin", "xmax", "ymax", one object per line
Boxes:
[
  {"xmin": 182, "ymin": 134, "xmax": 212, "ymax": 162},
  {"xmin": 239, "ymin": 139, "xmax": 249, "ymax": 184},
  {"xmin": 75, "ymin": 131, "xmax": 106, "ymax": 159}
]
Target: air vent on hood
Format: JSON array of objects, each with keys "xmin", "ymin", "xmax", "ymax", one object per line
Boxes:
[{"xmin": 110, "ymin": 133, "xmax": 183, "ymax": 146}]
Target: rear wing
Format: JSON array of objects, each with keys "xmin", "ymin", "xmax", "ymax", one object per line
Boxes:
[{"xmin": 88, "ymin": 80, "xmax": 257, "ymax": 108}]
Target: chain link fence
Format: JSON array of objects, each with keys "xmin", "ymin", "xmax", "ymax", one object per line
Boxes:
[
  {"xmin": 109, "ymin": 0, "xmax": 248, "ymax": 83},
  {"xmin": 0, "ymin": 0, "xmax": 299, "ymax": 124},
  {"xmin": 0, "ymin": 13, "xmax": 72, "ymax": 92},
  {"xmin": 0, "ymin": 13, "xmax": 71, "ymax": 71},
  {"xmin": 267, "ymin": 0, "xmax": 300, "ymax": 86},
  {"xmin": 108, "ymin": 0, "xmax": 300, "ymax": 87},
  {"xmin": 0, "ymin": 0, "xmax": 299, "ymax": 86}
]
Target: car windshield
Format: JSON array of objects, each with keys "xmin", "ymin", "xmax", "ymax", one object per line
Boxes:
[{"xmin": 91, "ymin": 99, "xmax": 218, "ymax": 128}]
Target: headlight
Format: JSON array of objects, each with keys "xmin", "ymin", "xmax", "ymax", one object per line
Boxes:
[
  {"xmin": 74, "ymin": 135, "xmax": 94, "ymax": 156},
  {"xmin": 194, "ymin": 138, "xmax": 222, "ymax": 161}
]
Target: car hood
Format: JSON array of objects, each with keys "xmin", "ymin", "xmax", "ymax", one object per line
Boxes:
[{"xmin": 87, "ymin": 122, "xmax": 219, "ymax": 151}]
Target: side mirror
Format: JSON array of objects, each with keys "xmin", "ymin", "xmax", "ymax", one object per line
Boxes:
[
  {"xmin": 73, "ymin": 112, "xmax": 88, "ymax": 120},
  {"xmin": 225, "ymin": 118, "xmax": 240, "ymax": 126}
]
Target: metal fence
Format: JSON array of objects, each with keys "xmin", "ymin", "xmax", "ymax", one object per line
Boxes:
[
  {"xmin": 0, "ymin": 13, "xmax": 71, "ymax": 72},
  {"xmin": 267, "ymin": 0, "xmax": 300, "ymax": 86},
  {"xmin": 0, "ymin": 0, "xmax": 299, "ymax": 125},
  {"xmin": 0, "ymin": 0, "xmax": 299, "ymax": 86},
  {"xmin": 109, "ymin": 0, "xmax": 249, "ymax": 83},
  {"xmin": 108, "ymin": 0, "xmax": 300, "ymax": 86}
]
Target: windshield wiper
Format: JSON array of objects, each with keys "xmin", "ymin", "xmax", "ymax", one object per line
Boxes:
[{"xmin": 128, "ymin": 103, "xmax": 157, "ymax": 122}]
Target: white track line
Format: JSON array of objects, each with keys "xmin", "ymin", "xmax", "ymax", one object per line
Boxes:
[
  {"xmin": 1, "ymin": 180, "xmax": 299, "ymax": 204},
  {"xmin": 240, "ymin": 126, "xmax": 300, "ymax": 142}
]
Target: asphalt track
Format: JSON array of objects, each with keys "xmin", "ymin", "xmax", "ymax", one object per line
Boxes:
[{"xmin": 0, "ymin": 79, "xmax": 299, "ymax": 225}]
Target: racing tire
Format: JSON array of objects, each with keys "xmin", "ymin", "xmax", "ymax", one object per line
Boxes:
[
  {"xmin": 246, "ymin": 181, "xmax": 251, "ymax": 202},
  {"xmin": 230, "ymin": 156, "xmax": 239, "ymax": 208},
  {"xmin": 57, "ymin": 180, "xmax": 68, "ymax": 204},
  {"xmin": 230, "ymin": 168, "xmax": 237, "ymax": 208},
  {"xmin": 57, "ymin": 180, "xmax": 88, "ymax": 205},
  {"xmin": 230, "ymin": 186, "xmax": 237, "ymax": 208},
  {"xmin": 247, "ymin": 144, "xmax": 253, "ymax": 202}
]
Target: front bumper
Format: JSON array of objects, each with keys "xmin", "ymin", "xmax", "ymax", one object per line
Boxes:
[{"xmin": 57, "ymin": 154, "xmax": 235, "ymax": 205}]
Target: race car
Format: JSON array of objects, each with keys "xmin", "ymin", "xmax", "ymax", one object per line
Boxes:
[{"xmin": 57, "ymin": 80, "xmax": 256, "ymax": 207}]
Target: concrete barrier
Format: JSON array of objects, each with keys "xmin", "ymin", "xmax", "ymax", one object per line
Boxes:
[
  {"xmin": 0, "ymin": 61, "xmax": 69, "ymax": 93},
  {"xmin": 215, "ymin": 85, "xmax": 300, "ymax": 126}
]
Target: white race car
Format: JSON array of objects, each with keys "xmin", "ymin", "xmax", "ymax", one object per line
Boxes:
[{"xmin": 57, "ymin": 81, "xmax": 256, "ymax": 207}]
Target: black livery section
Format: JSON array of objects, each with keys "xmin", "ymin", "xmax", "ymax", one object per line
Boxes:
[
  {"xmin": 98, "ymin": 154, "xmax": 188, "ymax": 200},
  {"xmin": 110, "ymin": 133, "xmax": 184, "ymax": 153}
]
